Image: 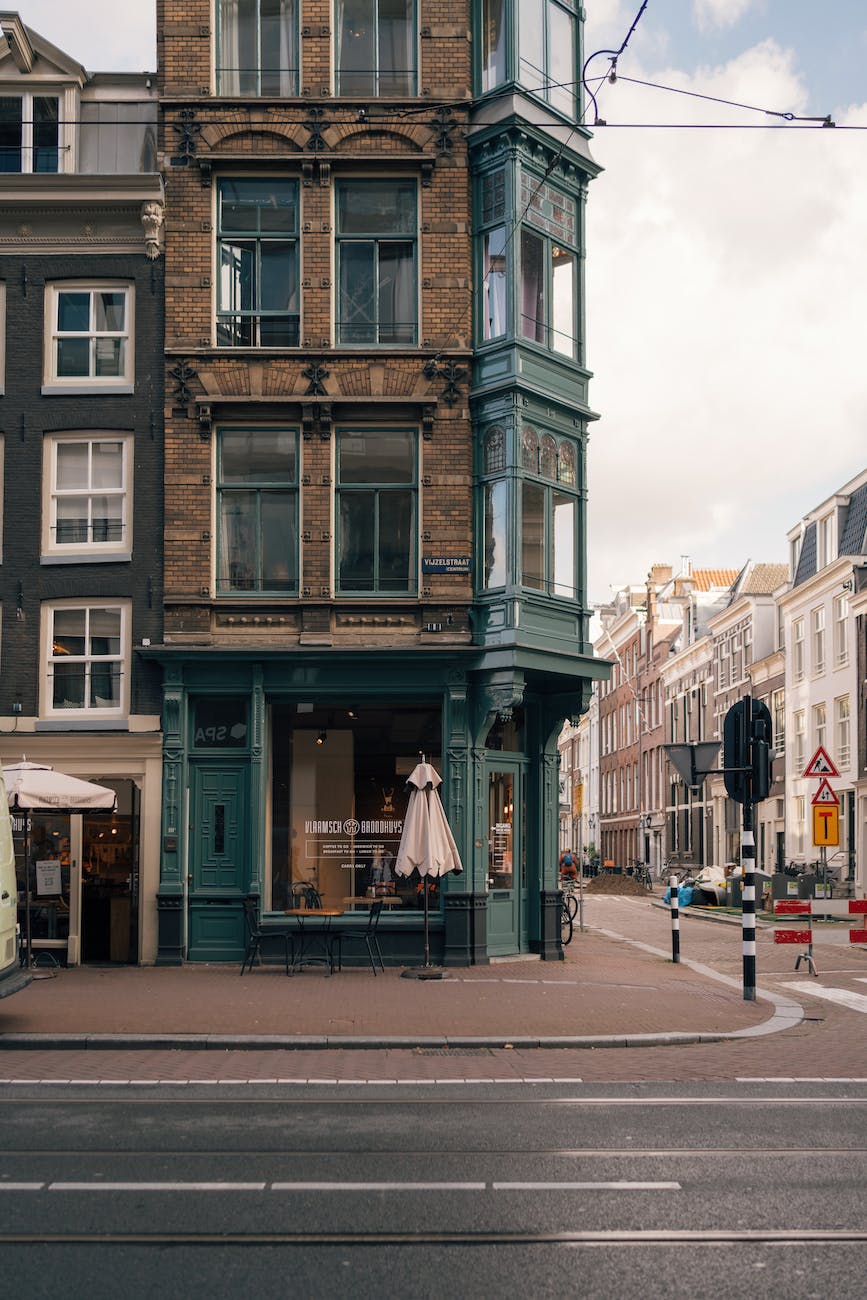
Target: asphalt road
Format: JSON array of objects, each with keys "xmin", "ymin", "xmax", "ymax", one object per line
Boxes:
[{"xmin": 2, "ymin": 1082, "xmax": 866, "ymax": 1299}]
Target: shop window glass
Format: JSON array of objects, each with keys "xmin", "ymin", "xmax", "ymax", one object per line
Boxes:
[{"xmin": 268, "ymin": 703, "xmax": 441, "ymax": 911}]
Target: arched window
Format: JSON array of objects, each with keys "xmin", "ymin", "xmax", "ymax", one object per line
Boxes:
[
  {"xmin": 540, "ymin": 434, "xmax": 557, "ymax": 481},
  {"xmin": 483, "ymin": 425, "xmax": 506, "ymax": 474},
  {"xmin": 557, "ymin": 440, "xmax": 575, "ymax": 486},
  {"xmin": 521, "ymin": 425, "xmax": 539, "ymax": 473}
]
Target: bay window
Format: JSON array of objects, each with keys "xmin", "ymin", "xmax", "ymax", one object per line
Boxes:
[
  {"xmin": 217, "ymin": 0, "xmax": 298, "ymax": 96},
  {"xmin": 336, "ymin": 180, "xmax": 417, "ymax": 345},
  {"xmin": 520, "ymin": 426, "xmax": 578, "ymax": 597},
  {"xmin": 217, "ymin": 428, "xmax": 298, "ymax": 593},
  {"xmin": 519, "ymin": 0, "xmax": 576, "ymax": 117},
  {"xmin": 217, "ymin": 178, "xmax": 299, "ymax": 347},
  {"xmin": 336, "ymin": 427, "xmax": 416, "ymax": 593},
  {"xmin": 519, "ymin": 174, "xmax": 578, "ymax": 356},
  {"xmin": 336, "ymin": 0, "xmax": 417, "ymax": 97}
]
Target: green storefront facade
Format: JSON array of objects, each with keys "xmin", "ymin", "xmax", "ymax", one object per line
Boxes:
[{"xmin": 152, "ymin": 638, "xmax": 605, "ymax": 966}]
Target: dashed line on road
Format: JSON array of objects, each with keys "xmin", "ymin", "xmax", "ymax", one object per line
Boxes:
[{"xmin": 0, "ymin": 1076, "xmax": 584, "ymax": 1087}]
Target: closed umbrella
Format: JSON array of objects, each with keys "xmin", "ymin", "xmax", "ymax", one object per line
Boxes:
[
  {"xmin": 2, "ymin": 758, "xmax": 117, "ymax": 968},
  {"xmin": 395, "ymin": 759, "xmax": 462, "ymax": 979}
]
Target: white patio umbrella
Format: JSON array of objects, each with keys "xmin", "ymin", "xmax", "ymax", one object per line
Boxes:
[
  {"xmin": 395, "ymin": 759, "xmax": 463, "ymax": 979},
  {"xmin": 2, "ymin": 758, "xmax": 117, "ymax": 967}
]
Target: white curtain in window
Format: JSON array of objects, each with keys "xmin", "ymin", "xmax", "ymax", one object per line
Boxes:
[{"xmin": 220, "ymin": 0, "xmax": 242, "ymax": 95}]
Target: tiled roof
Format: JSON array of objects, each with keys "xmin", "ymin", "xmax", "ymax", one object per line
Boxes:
[
  {"xmin": 691, "ymin": 568, "xmax": 739, "ymax": 591},
  {"xmin": 740, "ymin": 562, "xmax": 788, "ymax": 595},
  {"xmin": 794, "ymin": 521, "xmax": 817, "ymax": 586},
  {"xmin": 839, "ymin": 479, "xmax": 867, "ymax": 556}
]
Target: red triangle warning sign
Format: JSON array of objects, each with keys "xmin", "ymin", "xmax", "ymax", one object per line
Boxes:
[
  {"xmin": 803, "ymin": 746, "xmax": 840, "ymax": 779},
  {"xmin": 811, "ymin": 778, "xmax": 840, "ymax": 807}
]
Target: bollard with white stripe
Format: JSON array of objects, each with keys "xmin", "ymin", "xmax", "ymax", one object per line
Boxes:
[
  {"xmin": 669, "ymin": 874, "xmax": 680, "ymax": 964},
  {"xmin": 741, "ymin": 825, "xmax": 756, "ymax": 1002}
]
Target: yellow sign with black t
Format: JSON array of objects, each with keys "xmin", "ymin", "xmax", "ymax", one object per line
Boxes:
[{"xmin": 812, "ymin": 804, "xmax": 839, "ymax": 846}]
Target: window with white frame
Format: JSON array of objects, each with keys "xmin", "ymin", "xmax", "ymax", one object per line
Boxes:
[
  {"xmin": 794, "ymin": 795, "xmax": 806, "ymax": 857},
  {"xmin": 772, "ymin": 688, "xmax": 785, "ymax": 755},
  {"xmin": 217, "ymin": 0, "xmax": 298, "ymax": 96},
  {"xmin": 44, "ymin": 284, "xmax": 133, "ymax": 389},
  {"xmin": 813, "ymin": 701, "xmax": 826, "ymax": 753},
  {"xmin": 793, "ymin": 709, "xmax": 806, "ymax": 775},
  {"xmin": 833, "ymin": 592, "xmax": 848, "ymax": 666},
  {"xmin": 835, "ymin": 696, "xmax": 850, "ymax": 768},
  {"xmin": 336, "ymin": 0, "xmax": 417, "ymax": 97},
  {"xmin": 792, "ymin": 617, "xmax": 805, "ymax": 681},
  {"xmin": 42, "ymin": 434, "xmax": 131, "ymax": 560},
  {"xmin": 43, "ymin": 602, "xmax": 129, "ymax": 716},
  {"xmin": 811, "ymin": 606, "xmax": 825, "ymax": 674},
  {"xmin": 0, "ymin": 93, "xmax": 59, "ymax": 172}
]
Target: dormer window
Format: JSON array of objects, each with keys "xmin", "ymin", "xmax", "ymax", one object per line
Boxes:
[{"xmin": 0, "ymin": 93, "xmax": 58, "ymax": 172}]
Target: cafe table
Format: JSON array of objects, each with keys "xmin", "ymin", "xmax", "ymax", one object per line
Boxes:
[{"xmin": 282, "ymin": 907, "xmax": 344, "ymax": 973}]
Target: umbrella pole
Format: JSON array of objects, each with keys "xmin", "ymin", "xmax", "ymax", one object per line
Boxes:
[
  {"xmin": 24, "ymin": 816, "xmax": 32, "ymax": 969},
  {"xmin": 422, "ymin": 874, "xmax": 430, "ymax": 967}
]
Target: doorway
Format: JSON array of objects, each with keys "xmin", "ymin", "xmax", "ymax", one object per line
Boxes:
[
  {"xmin": 81, "ymin": 780, "xmax": 139, "ymax": 963},
  {"xmin": 188, "ymin": 764, "xmax": 247, "ymax": 960},
  {"xmin": 485, "ymin": 761, "xmax": 527, "ymax": 956}
]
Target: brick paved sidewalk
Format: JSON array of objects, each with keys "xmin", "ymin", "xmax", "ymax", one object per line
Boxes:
[{"xmin": 0, "ymin": 896, "xmax": 779, "ymax": 1048}]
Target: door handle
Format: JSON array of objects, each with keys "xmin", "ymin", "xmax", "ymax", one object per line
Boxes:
[{"xmin": 187, "ymin": 874, "xmax": 193, "ymax": 884}]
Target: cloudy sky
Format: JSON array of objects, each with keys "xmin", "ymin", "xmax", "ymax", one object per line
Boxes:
[{"xmin": 13, "ymin": 1, "xmax": 867, "ymax": 602}]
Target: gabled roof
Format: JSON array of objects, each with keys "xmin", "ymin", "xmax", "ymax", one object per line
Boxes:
[
  {"xmin": 691, "ymin": 568, "xmax": 738, "ymax": 592},
  {"xmin": 0, "ymin": 13, "xmax": 87, "ymax": 85}
]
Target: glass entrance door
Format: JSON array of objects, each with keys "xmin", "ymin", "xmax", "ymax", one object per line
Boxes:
[{"xmin": 486, "ymin": 763, "xmax": 525, "ymax": 956}]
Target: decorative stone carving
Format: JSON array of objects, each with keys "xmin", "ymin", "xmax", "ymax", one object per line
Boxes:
[{"xmin": 141, "ymin": 200, "xmax": 164, "ymax": 260}]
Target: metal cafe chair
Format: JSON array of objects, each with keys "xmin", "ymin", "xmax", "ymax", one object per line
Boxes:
[
  {"xmin": 289, "ymin": 881, "xmax": 323, "ymax": 910},
  {"xmin": 240, "ymin": 897, "xmax": 293, "ymax": 976},
  {"xmin": 331, "ymin": 900, "xmax": 385, "ymax": 975}
]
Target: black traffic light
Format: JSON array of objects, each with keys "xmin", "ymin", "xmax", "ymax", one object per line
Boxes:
[
  {"xmin": 750, "ymin": 699, "xmax": 773, "ymax": 802},
  {"xmin": 723, "ymin": 697, "xmax": 774, "ymax": 805}
]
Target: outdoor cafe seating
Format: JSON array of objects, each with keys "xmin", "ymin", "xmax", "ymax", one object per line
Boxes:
[
  {"xmin": 240, "ymin": 896, "xmax": 294, "ymax": 976},
  {"xmin": 329, "ymin": 900, "xmax": 385, "ymax": 975}
]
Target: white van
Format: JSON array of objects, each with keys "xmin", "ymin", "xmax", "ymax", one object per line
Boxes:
[{"xmin": 0, "ymin": 770, "xmax": 32, "ymax": 1000}]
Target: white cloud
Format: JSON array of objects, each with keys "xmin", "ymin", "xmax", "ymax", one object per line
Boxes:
[
  {"xmin": 585, "ymin": 40, "xmax": 867, "ymax": 598},
  {"xmin": 693, "ymin": 0, "xmax": 757, "ymax": 33}
]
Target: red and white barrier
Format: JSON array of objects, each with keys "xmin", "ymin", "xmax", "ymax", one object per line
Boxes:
[{"xmin": 773, "ymin": 898, "xmax": 867, "ymax": 945}]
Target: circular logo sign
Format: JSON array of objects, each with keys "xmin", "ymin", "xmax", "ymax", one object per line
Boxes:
[{"xmin": 343, "ymin": 818, "xmax": 360, "ymax": 836}]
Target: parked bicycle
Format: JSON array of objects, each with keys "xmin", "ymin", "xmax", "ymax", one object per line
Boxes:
[{"xmin": 560, "ymin": 892, "xmax": 574, "ymax": 945}]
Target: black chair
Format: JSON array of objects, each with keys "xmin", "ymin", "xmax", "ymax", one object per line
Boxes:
[
  {"xmin": 289, "ymin": 881, "xmax": 323, "ymax": 910},
  {"xmin": 240, "ymin": 897, "xmax": 293, "ymax": 976},
  {"xmin": 331, "ymin": 900, "xmax": 385, "ymax": 975}
]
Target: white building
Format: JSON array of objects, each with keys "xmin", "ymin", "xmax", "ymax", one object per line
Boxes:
[{"xmin": 779, "ymin": 468, "xmax": 867, "ymax": 893}]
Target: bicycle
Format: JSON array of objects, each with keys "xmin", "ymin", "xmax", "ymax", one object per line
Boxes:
[
  {"xmin": 560, "ymin": 892, "xmax": 574, "ymax": 945},
  {"xmin": 633, "ymin": 863, "xmax": 653, "ymax": 891},
  {"xmin": 559, "ymin": 875, "xmax": 580, "ymax": 920}
]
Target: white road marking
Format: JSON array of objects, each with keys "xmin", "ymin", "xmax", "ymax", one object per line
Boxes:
[
  {"xmin": 0, "ymin": 1183, "xmax": 45, "ymax": 1191},
  {"xmin": 493, "ymin": 1181, "xmax": 681, "ymax": 1191},
  {"xmin": 737, "ymin": 1078, "xmax": 867, "ymax": 1083},
  {"xmin": 784, "ymin": 982, "xmax": 867, "ymax": 1014},
  {"xmin": 270, "ymin": 1182, "xmax": 485, "ymax": 1192},
  {"xmin": 50, "ymin": 1182, "xmax": 267, "ymax": 1192}
]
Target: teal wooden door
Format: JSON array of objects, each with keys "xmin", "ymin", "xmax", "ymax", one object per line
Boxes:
[
  {"xmin": 485, "ymin": 761, "xmax": 527, "ymax": 956},
  {"xmin": 188, "ymin": 765, "xmax": 247, "ymax": 961}
]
